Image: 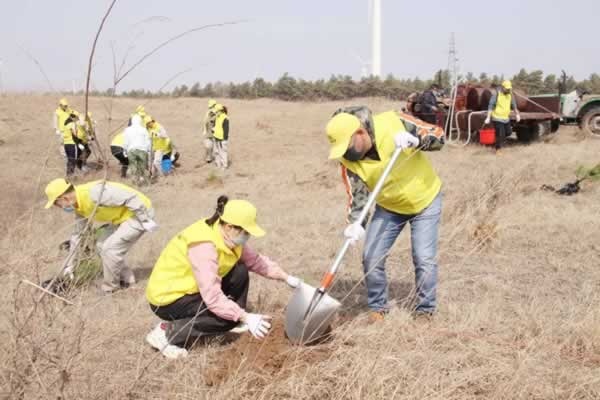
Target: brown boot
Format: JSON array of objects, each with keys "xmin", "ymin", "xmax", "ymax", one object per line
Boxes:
[{"xmin": 368, "ymin": 310, "xmax": 386, "ymax": 324}]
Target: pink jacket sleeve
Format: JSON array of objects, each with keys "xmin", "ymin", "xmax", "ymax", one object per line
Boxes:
[
  {"xmin": 240, "ymin": 244, "xmax": 285, "ymax": 280},
  {"xmin": 188, "ymin": 243, "xmax": 244, "ymax": 322}
]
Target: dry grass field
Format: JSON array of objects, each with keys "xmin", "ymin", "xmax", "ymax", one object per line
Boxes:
[{"xmin": 1, "ymin": 94, "xmax": 600, "ymax": 399}]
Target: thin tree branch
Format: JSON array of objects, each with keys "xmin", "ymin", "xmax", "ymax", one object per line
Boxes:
[{"xmin": 114, "ymin": 20, "xmax": 247, "ymax": 85}]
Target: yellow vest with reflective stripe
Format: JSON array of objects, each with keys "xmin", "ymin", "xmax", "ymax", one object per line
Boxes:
[
  {"xmin": 492, "ymin": 92, "xmax": 513, "ymax": 120},
  {"xmin": 74, "ymin": 181, "xmax": 152, "ymax": 225},
  {"xmin": 340, "ymin": 111, "xmax": 441, "ymax": 215},
  {"xmin": 62, "ymin": 122, "xmax": 76, "ymax": 145},
  {"xmin": 145, "ymin": 219, "xmax": 243, "ymax": 306},
  {"xmin": 111, "ymin": 132, "xmax": 124, "ymax": 147},
  {"xmin": 214, "ymin": 113, "xmax": 228, "ymax": 140}
]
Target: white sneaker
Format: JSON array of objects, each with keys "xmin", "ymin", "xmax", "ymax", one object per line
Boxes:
[
  {"xmin": 230, "ymin": 322, "xmax": 249, "ymax": 334},
  {"xmin": 145, "ymin": 322, "xmax": 188, "ymax": 359}
]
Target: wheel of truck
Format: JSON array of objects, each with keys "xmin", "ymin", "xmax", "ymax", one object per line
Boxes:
[
  {"xmin": 550, "ymin": 119, "xmax": 560, "ymax": 133},
  {"xmin": 516, "ymin": 124, "xmax": 540, "ymax": 143},
  {"xmin": 581, "ymin": 106, "xmax": 600, "ymax": 137}
]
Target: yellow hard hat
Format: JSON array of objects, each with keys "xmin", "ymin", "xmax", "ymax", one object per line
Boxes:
[
  {"xmin": 326, "ymin": 113, "xmax": 361, "ymax": 160},
  {"xmin": 502, "ymin": 80, "xmax": 512, "ymax": 89},
  {"xmin": 220, "ymin": 199, "xmax": 265, "ymax": 237},
  {"xmin": 208, "ymin": 99, "xmax": 217, "ymax": 108},
  {"xmin": 44, "ymin": 178, "xmax": 71, "ymax": 209},
  {"xmin": 59, "ymin": 98, "xmax": 69, "ymax": 106}
]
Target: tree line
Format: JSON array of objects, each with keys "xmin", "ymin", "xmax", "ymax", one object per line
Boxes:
[{"xmin": 102, "ymin": 69, "xmax": 600, "ymax": 101}]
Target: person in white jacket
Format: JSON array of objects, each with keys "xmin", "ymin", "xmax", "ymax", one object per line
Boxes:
[{"xmin": 123, "ymin": 114, "xmax": 151, "ymax": 186}]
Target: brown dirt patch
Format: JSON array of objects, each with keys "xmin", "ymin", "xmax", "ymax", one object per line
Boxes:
[{"xmin": 204, "ymin": 320, "xmax": 333, "ymax": 387}]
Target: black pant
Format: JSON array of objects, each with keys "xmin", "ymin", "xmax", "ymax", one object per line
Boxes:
[
  {"xmin": 163, "ymin": 152, "xmax": 180, "ymax": 164},
  {"xmin": 77, "ymin": 144, "xmax": 91, "ymax": 169},
  {"xmin": 421, "ymin": 111, "xmax": 437, "ymax": 125},
  {"xmin": 494, "ymin": 120, "xmax": 512, "ymax": 150},
  {"xmin": 110, "ymin": 146, "xmax": 129, "ymax": 166},
  {"xmin": 149, "ymin": 263, "xmax": 249, "ymax": 346},
  {"xmin": 64, "ymin": 144, "xmax": 78, "ymax": 176}
]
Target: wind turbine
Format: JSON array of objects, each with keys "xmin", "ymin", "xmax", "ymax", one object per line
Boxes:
[{"xmin": 369, "ymin": 0, "xmax": 382, "ymax": 77}]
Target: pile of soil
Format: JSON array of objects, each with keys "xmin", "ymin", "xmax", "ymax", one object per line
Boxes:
[{"xmin": 204, "ymin": 319, "xmax": 332, "ymax": 387}]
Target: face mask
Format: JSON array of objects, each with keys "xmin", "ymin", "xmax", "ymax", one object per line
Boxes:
[
  {"xmin": 231, "ymin": 231, "xmax": 250, "ymax": 246},
  {"xmin": 62, "ymin": 206, "xmax": 75, "ymax": 213},
  {"xmin": 343, "ymin": 145, "xmax": 364, "ymax": 161}
]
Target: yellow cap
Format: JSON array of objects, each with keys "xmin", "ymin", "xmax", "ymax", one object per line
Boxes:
[
  {"xmin": 59, "ymin": 98, "xmax": 68, "ymax": 106},
  {"xmin": 220, "ymin": 199, "xmax": 265, "ymax": 237},
  {"xmin": 44, "ymin": 178, "xmax": 71, "ymax": 209},
  {"xmin": 326, "ymin": 113, "xmax": 361, "ymax": 159},
  {"xmin": 208, "ymin": 99, "xmax": 217, "ymax": 108},
  {"xmin": 502, "ymin": 80, "xmax": 512, "ymax": 89}
]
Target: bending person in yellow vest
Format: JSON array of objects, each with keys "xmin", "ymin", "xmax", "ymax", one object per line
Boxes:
[
  {"xmin": 484, "ymin": 80, "xmax": 521, "ymax": 154},
  {"xmin": 44, "ymin": 178, "xmax": 158, "ymax": 293},
  {"xmin": 145, "ymin": 196, "xmax": 300, "ymax": 359},
  {"xmin": 146, "ymin": 118, "xmax": 180, "ymax": 177},
  {"xmin": 212, "ymin": 104, "xmax": 229, "ymax": 170},
  {"xmin": 325, "ymin": 106, "xmax": 444, "ymax": 322}
]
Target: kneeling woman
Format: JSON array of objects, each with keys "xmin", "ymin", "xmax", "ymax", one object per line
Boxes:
[{"xmin": 145, "ymin": 196, "xmax": 300, "ymax": 358}]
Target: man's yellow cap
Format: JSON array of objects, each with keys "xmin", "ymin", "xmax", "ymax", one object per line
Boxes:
[
  {"xmin": 44, "ymin": 178, "xmax": 71, "ymax": 209},
  {"xmin": 208, "ymin": 99, "xmax": 217, "ymax": 108},
  {"xmin": 59, "ymin": 98, "xmax": 68, "ymax": 106},
  {"xmin": 220, "ymin": 199, "xmax": 265, "ymax": 237},
  {"xmin": 501, "ymin": 80, "xmax": 512, "ymax": 89},
  {"xmin": 326, "ymin": 113, "xmax": 360, "ymax": 159}
]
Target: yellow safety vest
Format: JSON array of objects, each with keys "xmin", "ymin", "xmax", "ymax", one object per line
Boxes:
[
  {"xmin": 74, "ymin": 180, "xmax": 152, "ymax": 225},
  {"xmin": 55, "ymin": 108, "xmax": 71, "ymax": 132},
  {"xmin": 213, "ymin": 113, "xmax": 228, "ymax": 140},
  {"xmin": 62, "ymin": 122, "xmax": 76, "ymax": 145},
  {"xmin": 148, "ymin": 124, "xmax": 173, "ymax": 153},
  {"xmin": 111, "ymin": 132, "xmax": 124, "ymax": 147},
  {"xmin": 340, "ymin": 111, "xmax": 441, "ymax": 215},
  {"xmin": 75, "ymin": 124, "xmax": 88, "ymax": 144},
  {"xmin": 492, "ymin": 92, "xmax": 513, "ymax": 120},
  {"xmin": 146, "ymin": 219, "xmax": 243, "ymax": 306}
]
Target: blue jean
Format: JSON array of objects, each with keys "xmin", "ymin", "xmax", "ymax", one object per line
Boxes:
[{"xmin": 362, "ymin": 192, "xmax": 442, "ymax": 313}]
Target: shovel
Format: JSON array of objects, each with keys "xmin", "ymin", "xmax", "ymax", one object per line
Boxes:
[{"xmin": 285, "ymin": 145, "xmax": 406, "ymax": 344}]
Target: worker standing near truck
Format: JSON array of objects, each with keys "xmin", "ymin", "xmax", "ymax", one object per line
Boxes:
[
  {"xmin": 325, "ymin": 106, "xmax": 444, "ymax": 322},
  {"xmin": 485, "ymin": 80, "xmax": 521, "ymax": 154}
]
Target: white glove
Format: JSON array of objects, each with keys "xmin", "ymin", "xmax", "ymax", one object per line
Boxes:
[
  {"xmin": 77, "ymin": 144, "xmax": 85, "ymax": 150},
  {"xmin": 286, "ymin": 275, "xmax": 301, "ymax": 288},
  {"xmin": 170, "ymin": 154, "xmax": 175, "ymax": 162},
  {"xmin": 244, "ymin": 313, "xmax": 272, "ymax": 339},
  {"xmin": 393, "ymin": 131, "xmax": 419, "ymax": 149},
  {"xmin": 55, "ymin": 129, "xmax": 61, "ymax": 136},
  {"xmin": 344, "ymin": 222, "xmax": 365, "ymax": 245},
  {"xmin": 141, "ymin": 220, "xmax": 159, "ymax": 232},
  {"xmin": 516, "ymin": 113, "xmax": 521, "ymax": 123},
  {"xmin": 484, "ymin": 117, "xmax": 491, "ymax": 125}
]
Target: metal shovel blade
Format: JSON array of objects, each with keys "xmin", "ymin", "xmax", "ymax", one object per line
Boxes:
[{"xmin": 285, "ymin": 282, "xmax": 341, "ymax": 345}]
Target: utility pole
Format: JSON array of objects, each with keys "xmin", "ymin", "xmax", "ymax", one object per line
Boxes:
[{"xmin": 447, "ymin": 32, "xmax": 459, "ymax": 87}]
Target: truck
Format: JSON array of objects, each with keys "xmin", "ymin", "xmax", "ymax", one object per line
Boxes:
[
  {"xmin": 407, "ymin": 84, "xmax": 560, "ymax": 143},
  {"xmin": 529, "ymin": 89, "xmax": 600, "ymax": 137}
]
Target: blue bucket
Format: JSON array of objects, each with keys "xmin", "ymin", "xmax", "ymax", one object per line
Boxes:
[{"xmin": 161, "ymin": 158, "xmax": 173, "ymax": 174}]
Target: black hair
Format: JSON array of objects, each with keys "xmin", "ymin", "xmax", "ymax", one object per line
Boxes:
[{"xmin": 206, "ymin": 195, "xmax": 229, "ymax": 226}]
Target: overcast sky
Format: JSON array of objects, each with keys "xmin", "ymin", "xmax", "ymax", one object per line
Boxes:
[{"xmin": 2, "ymin": 0, "xmax": 598, "ymax": 93}]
